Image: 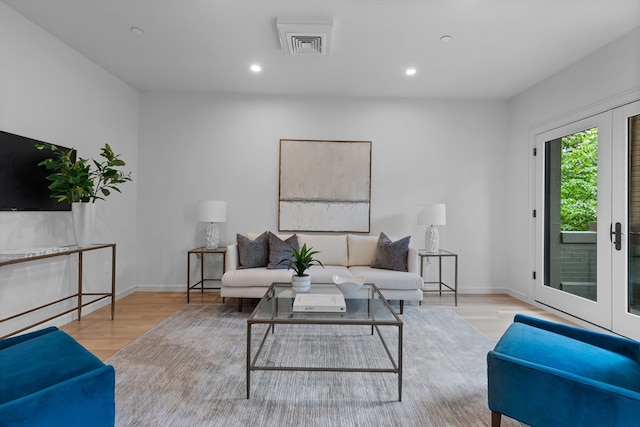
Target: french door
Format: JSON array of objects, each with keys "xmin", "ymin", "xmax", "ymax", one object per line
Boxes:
[
  {"xmin": 535, "ymin": 112, "xmax": 613, "ymax": 329},
  {"xmin": 612, "ymin": 101, "xmax": 640, "ymax": 339},
  {"xmin": 535, "ymin": 101, "xmax": 640, "ymax": 338}
]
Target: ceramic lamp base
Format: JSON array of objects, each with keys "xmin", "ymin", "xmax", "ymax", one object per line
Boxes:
[
  {"xmin": 205, "ymin": 222, "xmax": 220, "ymax": 249},
  {"xmin": 425, "ymin": 225, "xmax": 440, "ymax": 253}
]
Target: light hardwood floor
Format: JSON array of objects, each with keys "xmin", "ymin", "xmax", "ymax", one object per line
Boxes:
[{"xmin": 60, "ymin": 291, "xmax": 572, "ymax": 361}]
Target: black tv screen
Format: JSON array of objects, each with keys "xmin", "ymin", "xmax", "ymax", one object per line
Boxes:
[{"xmin": 0, "ymin": 130, "xmax": 76, "ymax": 211}]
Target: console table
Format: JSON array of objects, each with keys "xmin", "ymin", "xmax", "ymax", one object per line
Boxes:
[
  {"xmin": 187, "ymin": 246, "xmax": 226, "ymax": 303},
  {"xmin": 418, "ymin": 249, "xmax": 458, "ymax": 306},
  {"xmin": 0, "ymin": 244, "xmax": 116, "ymax": 339}
]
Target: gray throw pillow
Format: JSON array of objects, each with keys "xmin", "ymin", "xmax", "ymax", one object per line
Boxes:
[
  {"xmin": 370, "ymin": 232, "xmax": 410, "ymax": 271},
  {"xmin": 267, "ymin": 232, "xmax": 299, "ymax": 269},
  {"xmin": 237, "ymin": 232, "xmax": 269, "ymax": 268}
]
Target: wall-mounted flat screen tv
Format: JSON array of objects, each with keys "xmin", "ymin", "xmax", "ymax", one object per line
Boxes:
[{"xmin": 0, "ymin": 130, "xmax": 76, "ymax": 211}]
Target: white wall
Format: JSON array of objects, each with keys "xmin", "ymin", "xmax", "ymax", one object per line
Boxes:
[
  {"xmin": 5, "ymin": 4, "xmax": 634, "ymax": 330},
  {"xmin": 0, "ymin": 3, "xmax": 139, "ymax": 335},
  {"xmin": 506, "ymin": 27, "xmax": 640, "ymax": 301},
  {"xmin": 137, "ymin": 93, "xmax": 509, "ymax": 292}
]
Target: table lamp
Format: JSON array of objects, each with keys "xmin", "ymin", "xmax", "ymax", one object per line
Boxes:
[
  {"xmin": 197, "ymin": 199, "xmax": 227, "ymax": 249},
  {"xmin": 418, "ymin": 203, "xmax": 446, "ymax": 253}
]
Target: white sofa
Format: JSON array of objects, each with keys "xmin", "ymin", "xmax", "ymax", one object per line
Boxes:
[{"xmin": 221, "ymin": 233, "xmax": 424, "ymax": 313}]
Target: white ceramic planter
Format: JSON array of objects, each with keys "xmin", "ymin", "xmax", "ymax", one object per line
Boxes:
[
  {"xmin": 72, "ymin": 202, "xmax": 96, "ymax": 247},
  {"xmin": 291, "ymin": 275, "xmax": 311, "ymax": 293}
]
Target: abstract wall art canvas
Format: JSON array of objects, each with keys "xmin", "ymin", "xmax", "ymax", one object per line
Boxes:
[{"xmin": 278, "ymin": 139, "xmax": 372, "ymax": 232}]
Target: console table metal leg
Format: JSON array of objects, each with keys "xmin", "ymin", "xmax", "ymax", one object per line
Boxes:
[
  {"xmin": 111, "ymin": 245, "xmax": 116, "ymax": 319},
  {"xmin": 454, "ymin": 255, "xmax": 458, "ymax": 306},
  {"xmin": 438, "ymin": 256, "xmax": 443, "ymax": 296},
  {"xmin": 246, "ymin": 323, "xmax": 251, "ymax": 399},
  {"xmin": 187, "ymin": 252, "xmax": 191, "ymax": 303},
  {"xmin": 200, "ymin": 253, "xmax": 205, "ymax": 295},
  {"xmin": 398, "ymin": 323, "xmax": 403, "ymax": 401},
  {"xmin": 77, "ymin": 251, "xmax": 83, "ymax": 320}
]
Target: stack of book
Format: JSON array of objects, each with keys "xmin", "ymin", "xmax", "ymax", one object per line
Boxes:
[{"xmin": 292, "ymin": 293, "xmax": 346, "ymax": 312}]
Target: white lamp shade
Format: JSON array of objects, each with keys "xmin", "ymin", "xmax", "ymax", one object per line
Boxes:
[
  {"xmin": 417, "ymin": 203, "xmax": 446, "ymax": 226},
  {"xmin": 197, "ymin": 200, "xmax": 227, "ymax": 223}
]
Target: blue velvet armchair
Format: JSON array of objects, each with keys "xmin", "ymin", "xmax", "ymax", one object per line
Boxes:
[
  {"xmin": 487, "ymin": 314, "xmax": 640, "ymax": 427},
  {"xmin": 0, "ymin": 327, "xmax": 115, "ymax": 426}
]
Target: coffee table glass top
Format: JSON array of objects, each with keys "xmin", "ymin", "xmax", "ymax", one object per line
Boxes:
[{"xmin": 249, "ymin": 282, "xmax": 402, "ymax": 324}]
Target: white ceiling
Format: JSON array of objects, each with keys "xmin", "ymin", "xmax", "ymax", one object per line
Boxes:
[{"xmin": 4, "ymin": 0, "xmax": 640, "ymax": 99}]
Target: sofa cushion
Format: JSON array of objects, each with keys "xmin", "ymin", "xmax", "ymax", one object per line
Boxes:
[
  {"xmin": 297, "ymin": 234, "xmax": 348, "ymax": 266},
  {"xmin": 237, "ymin": 232, "xmax": 269, "ymax": 268},
  {"xmin": 494, "ymin": 322, "xmax": 640, "ymax": 393},
  {"xmin": 307, "ymin": 265, "xmax": 352, "ymax": 283},
  {"xmin": 370, "ymin": 232, "xmax": 410, "ymax": 271},
  {"xmin": 222, "ymin": 267, "xmax": 294, "ymax": 287},
  {"xmin": 349, "ymin": 266, "xmax": 423, "ymax": 291},
  {"xmin": 347, "ymin": 234, "xmax": 379, "ymax": 266},
  {"xmin": 267, "ymin": 232, "xmax": 298, "ymax": 269}
]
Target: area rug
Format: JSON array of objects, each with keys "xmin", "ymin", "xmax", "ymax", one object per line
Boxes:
[{"xmin": 107, "ymin": 303, "xmax": 523, "ymax": 427}]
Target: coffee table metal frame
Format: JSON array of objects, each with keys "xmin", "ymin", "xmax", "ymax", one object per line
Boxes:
[{"xmin": 246, "ymin": 282, "xmax": 403, "ymax": 401}]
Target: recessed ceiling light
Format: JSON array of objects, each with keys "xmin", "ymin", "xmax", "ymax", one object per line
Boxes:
[
  {"xmin": 250, "ymin": 64, "xmax": 262, "ymax": 73},
  {"xmin": 440, "ymin": 35, "xmax": 452, "ymax": 43},
  {"xmin": 130, "ymin": 27, "xmax": 144, "ymax": 36},
  {"xmin": 405, "ymin": 68, "xmax": 417, "ymax": 76}
]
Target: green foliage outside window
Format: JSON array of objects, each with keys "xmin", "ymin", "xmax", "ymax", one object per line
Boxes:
[{"xmin": 561, "ymin": 128, "xmax": 598, "ymax": 231}]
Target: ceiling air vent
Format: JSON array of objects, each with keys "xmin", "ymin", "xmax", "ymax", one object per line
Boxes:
[{"xmin": 277, "ymin": 17, "xmax": 333, "ymax": 56}]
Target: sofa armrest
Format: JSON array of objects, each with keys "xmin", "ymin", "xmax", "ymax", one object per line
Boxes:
[
  {"xmin": 407, "ymin": 247, "xmax": 419, "ymax": 274},
  {"xmin": 489, "ymin": 350, "xmax": 640, "ymax": 400},
  {"xmin": 225, "ymin": 244, "xmax": 239, "ymax": 272},
  {"xmin": 487, "ymin": 350, "xmax": 640, "ymax": 426},
  {"xmin": 514, "ymin": 314, "xmax": 640, "ymax": 361}
]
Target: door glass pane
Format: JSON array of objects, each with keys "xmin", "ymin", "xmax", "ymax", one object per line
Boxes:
[
  {"xmin": 628, "ymin": 114, "xmax": 640, "ymax": 315},
  {"xmin": 545, "ymin": 128, "xmax": 598, "ymax": 301}
]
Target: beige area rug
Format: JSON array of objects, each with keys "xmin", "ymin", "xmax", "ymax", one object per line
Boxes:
[{"xmin": 107, "ymin": 303, "xmax": 523, "ymax": 427}]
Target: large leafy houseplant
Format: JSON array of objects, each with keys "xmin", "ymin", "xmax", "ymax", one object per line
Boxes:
[
  {"xmin": 279, "ymin": 243, "xmax": 324, "ymax": 277},
  {"xmin": 36, "ymin": 143, "xmax": 132, "ymax": 203}
]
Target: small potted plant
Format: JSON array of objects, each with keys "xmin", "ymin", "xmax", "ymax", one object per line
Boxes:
[
  {"xmin": 279, "ymin": 243, "xmax": 324, "ymax": 292},
  {"xmin": 36, "ymin": 142, "xmax": 132, "ymax": 246}
]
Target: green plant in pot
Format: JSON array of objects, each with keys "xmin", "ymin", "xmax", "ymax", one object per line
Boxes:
[
  {"xmin": 36, "ymin": 143, "xmax": 132, "ymax": 247},
  {"xmin": 279, "ymin": 243, "xmax": 324, "ymax": 292},
  {"xmin": 36, "ymin": 143, "xmax": 131, "ymax": 203}
]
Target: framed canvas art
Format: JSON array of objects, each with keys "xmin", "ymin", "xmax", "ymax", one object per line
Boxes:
[{"xmin": 278, "ymin": 139, "xmax": 371, "ymax": 232}]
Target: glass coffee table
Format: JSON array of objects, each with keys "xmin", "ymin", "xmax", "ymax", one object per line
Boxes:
[{"xmin": 246, "ymin": 282, "xmax": 403, "ymax": 400}]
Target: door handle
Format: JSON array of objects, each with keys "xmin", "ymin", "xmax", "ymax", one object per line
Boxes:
[{"xmin": 610, "ymin": 222, "xmax": 622, "ymax": 251}]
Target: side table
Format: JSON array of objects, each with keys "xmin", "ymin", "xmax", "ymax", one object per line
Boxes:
[
  {"xmin": 187, "ymin": 247, "xmax": 226, "ymax": 303},
  {"xmin": 419, "ymin": 249, "xmax": 458, "ymax": 306}
]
